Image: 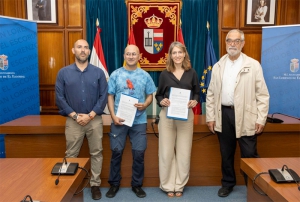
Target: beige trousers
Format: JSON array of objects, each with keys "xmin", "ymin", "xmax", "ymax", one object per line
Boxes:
[
  {"xmin": 158, "ymin": 107, "xmax": 194, "ymax": 192},
  {"xmin": 65, "ymin": 116, "xmax": 103, "ymax": 186}
]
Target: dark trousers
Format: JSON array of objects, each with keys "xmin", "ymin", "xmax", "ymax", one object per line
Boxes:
[
  {"xmin": 108, "ymin": 123, "xmax": 147, "ymax": 187},
  {"xmin": 216, "ymin": 106, "xmax": 259, "ymax": 188}
]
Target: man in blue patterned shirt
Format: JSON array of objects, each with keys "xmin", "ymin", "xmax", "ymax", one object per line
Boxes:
[{"xmin": 105, "ymin": 45, "xmax": 156, "ymax": 198}]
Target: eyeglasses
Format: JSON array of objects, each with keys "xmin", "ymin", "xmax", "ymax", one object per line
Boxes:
[
  {"xmin": 225, "ymin": 39, "xmax": 243, "ymax": 45},
  {"xmin": 125, "ymin": 52, "xmax": 138, "ymax": 57}
]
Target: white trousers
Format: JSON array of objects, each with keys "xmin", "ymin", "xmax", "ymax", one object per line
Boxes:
[{"xmin": 158, "ymin": 107, "xmax": 194, "ymax": 192}]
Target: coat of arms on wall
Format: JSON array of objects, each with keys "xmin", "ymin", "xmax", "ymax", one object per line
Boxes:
[{"xmin": 126, "ymin": 0, "xmax": 182, "ymax": 71}]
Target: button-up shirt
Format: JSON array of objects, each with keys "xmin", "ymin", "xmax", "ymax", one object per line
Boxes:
[
  {"xmin": 221, "ymin": 55, "xmax": 243, "ymax": 106},
  {"xmin": 55, "ymin": 63, "xmax": 108, "ymax": 116}
]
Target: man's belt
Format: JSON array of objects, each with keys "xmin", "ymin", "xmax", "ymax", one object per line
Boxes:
[{"xmin": 222, "ymin": 105, "xmax": 234, "ymax": 109}]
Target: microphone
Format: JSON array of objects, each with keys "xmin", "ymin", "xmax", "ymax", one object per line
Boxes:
[
  {"xmin": 55, "ymin": 157, "xmax": 67, "ymax": 185},
  {"xmin": 272, "ymin": 112, "xmax": 300, "ymax": 121},
  {"xmin": 21, "ymin": 195, "xmax": 33, "ymax": 202},
  {"xmin": 267, "ymin": 116, "xmax": 283, "ymax": 123},
  {"xmin": 281, "ymin": 165, "xmax": 300, "ymax": 191}
]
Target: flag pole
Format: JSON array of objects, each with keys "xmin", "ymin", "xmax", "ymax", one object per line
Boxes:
[{"xmin": 206, "ymin": 21, "xmax": 210, "ymax": 31}]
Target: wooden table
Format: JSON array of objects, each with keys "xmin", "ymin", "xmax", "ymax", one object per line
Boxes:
[
  {"xmin": 0, "ymin": 158, "xmax": 90, "ymax": 202},
  {"xmin": 241, "ymin": 158, "xmax": 300, "ymax": 202},
  {"xmin": 0, "ymin": 114, "xmax": 299, "ymax": 187}
]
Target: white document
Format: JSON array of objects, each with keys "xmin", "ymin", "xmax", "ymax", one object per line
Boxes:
[
  {"xmin": 167, "ymin": 87, "xmax": 191, "ymax": 121},
  {"xmin": 116, "ymin": 93, "xmax": 138, "ymax": 127}
]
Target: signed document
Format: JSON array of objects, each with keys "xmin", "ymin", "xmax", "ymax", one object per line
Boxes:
[
  {"xmin": 167, "ymin": 87, "xmax": 191, "ymax": 121},
  {"xmin": 116, "ymin": 93, "xmax": 138, "ymax": 127}
]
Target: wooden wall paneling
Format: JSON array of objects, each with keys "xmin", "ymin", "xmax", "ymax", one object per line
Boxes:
[
  {"xmin": 82, "ymin": 0, "xmax": 86, "ymax": 40},
  {"xmin": 66, "ymin": 0, "xmax": 83, "ymax": 27},
  {"xmin": 67, "ymin": 31, "xmax": 84, "ymax": 65},
  {"xmin": 39, "ymin": 88, "xmax": 57, "ymax": 112},
  {"xmin": 242, "ymin": 32, "xmax": 262, "ymax": 62},
  {"xmin": 239, "ymin": 0, "xmax": 246, "ymax": 29},
  {"xmin": 37, "ymin": 31, "xmax": 65, "ymax": 85},
  {"xmin": 276, "ymin": 0, "xmax": 283, "ymax": 25},
  {"xmin": 56, "ymin": 0, "xmax": 65, "ymax": 27},
  {"xmin": 0, "ymin": 0, "xmax": 3, "ymax": 15},
  {"xmin": 220, "ymin": 31, "xmax": 227, "ymax": 58},
  {"xmin": 282, "ymin": 0, "xmax": 300, "ymax": 25},
  {"xmin": 220, "ymin": 0, "xmax": 239, "ymax": 28},
  {"xmin": 0, "ymin": 0, "xmax": 24, "ymax": 18},
  {"xmin": 1, "ymin": 0, "xmax": 16, "ymax": 17}
]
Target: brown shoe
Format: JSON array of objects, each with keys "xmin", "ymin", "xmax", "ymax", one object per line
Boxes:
[{"xmin": 91, "ymin": 186, "xmax": 102, "ymax": 200}]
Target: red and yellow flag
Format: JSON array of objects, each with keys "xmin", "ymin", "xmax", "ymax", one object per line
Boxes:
[{"xmin": 123, "ymin": 27, "xmax": 141, "ymax": 67}]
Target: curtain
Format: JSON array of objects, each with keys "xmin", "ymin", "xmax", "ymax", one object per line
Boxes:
[
  {"xmin": 86, "ymin": 0, "xmax": 127, "ymax": 76},
  {"xmin": 181, "ymin": 0, "xmax": 219, "ymax": 76},
  {"xmin": 86, "ymin": 0, "xmax": 219, "ymax": 86}
]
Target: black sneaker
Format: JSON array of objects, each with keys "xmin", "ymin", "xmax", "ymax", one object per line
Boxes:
[
  {"xmin": 218, "ymin": 186, "xmax": 233, "ymax": 197},
  {"xmin": 132, "ymin": 186, "xmax": 146, "ymax": 198},
  {"xmin": 105, "ymin": 185, "xmax": 119, "ymax": 198}
]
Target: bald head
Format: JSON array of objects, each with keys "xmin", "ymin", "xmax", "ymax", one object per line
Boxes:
[
  {"xmin": 74, "ymin": 39, "xmax": 89, "ymax": 48},
  {"xmin": 124, "ymin": 44, "xmax": 140, "ymax": 54}
]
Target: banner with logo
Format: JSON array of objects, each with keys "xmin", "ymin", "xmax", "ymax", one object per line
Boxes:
[
  {"xmin": 0, "ymin": 16, "xmax": 40, "ymax": 156},
  {"xmin": 126, "ymin": 1, "xmax": 181, "ymax": 71},
  {"xmin": 261, "ymin": 25, "xmax": 300, "ymax": 118}
]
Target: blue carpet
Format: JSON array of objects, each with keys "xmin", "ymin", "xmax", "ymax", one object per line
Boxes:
[{"xmin": 83, "ymin": 186, "xmax": 247, "ymax": 202}]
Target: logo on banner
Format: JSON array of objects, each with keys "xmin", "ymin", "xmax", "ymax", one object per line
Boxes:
[
  {"xmin": 290, "ymin": 58, "xmax": 299, "ymax": 73},
  {"xmin": 144, "ymin": 15, "xmax": 163, "ymax": 54},
  {"xmin": 0, "ymin": 54, "xmax": 8, "ymax": 70}
]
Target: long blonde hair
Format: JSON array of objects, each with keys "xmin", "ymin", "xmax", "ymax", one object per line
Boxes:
[{"xmin": 166, "ymin": 41, "xmax": 191, "ymax": 72}]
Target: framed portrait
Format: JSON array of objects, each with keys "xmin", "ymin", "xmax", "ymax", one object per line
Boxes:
[
  {"xmin": 26, "ymin": 0, "xmax": 57, "ymax": 23},
  {"xmin": 245, "ymin": 0, "xmax": 277, "ymax": 26}
]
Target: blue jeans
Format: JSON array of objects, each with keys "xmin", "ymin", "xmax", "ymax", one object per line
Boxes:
[{"xmin": 108, "ymin": 123, "xmax": 147, "ymax": 187}]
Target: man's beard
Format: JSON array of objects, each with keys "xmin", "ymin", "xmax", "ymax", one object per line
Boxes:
[
  {"xmin": 75, "ymin": 54, "xmax": 88, "ymax": 63},
  {"xmin": 227, "ymin": 47, "xmax": 240, "ymax": 57}
]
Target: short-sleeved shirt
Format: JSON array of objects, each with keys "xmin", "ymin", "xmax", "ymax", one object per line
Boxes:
[{"xmin": 108, "ymin": 67, "xmax": 156, "ymax": 124}]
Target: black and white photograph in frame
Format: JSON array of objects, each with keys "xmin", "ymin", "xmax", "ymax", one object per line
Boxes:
[
  {"xmin": 246, "ymin": 0, "xmax": 277, "ymax": 26},
  {"xmin": 27, "ymin": 0, "xmax": 56, "ymax": 23}
]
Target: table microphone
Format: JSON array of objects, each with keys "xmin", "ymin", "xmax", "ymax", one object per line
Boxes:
[
  {"xmin": 272, "ymin": 112, "xmax": 300, "ymax": 120},
  {"xmin": 281, "ymin": 165, "xmax": 300, "ymax": 191},
  {"xmin": 55, "ymin": 157, "xmax": 67, "ymax": 185}
]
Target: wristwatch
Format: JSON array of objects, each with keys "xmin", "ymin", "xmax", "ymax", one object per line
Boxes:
[
  {"xmin": 88, "ymin": 113, "xmax": 94, "ymax": 120},
  {"xmin": 72, "ymin": 114, "xmax": 78, "ymax": 121}
]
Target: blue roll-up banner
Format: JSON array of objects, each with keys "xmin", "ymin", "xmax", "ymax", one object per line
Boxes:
[
  {"xmin": 261, "ymin": 25, "xmax": 300, "ymax": 118},
  {"xmin": 0, "ymin": 16, "xmax": 40, "ymax": 157}
]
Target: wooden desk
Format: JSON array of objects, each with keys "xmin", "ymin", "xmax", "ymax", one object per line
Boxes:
[
  {"xmin": 0, "ymin": 114, "xmax": 299, "ymax": 187},
  {"xmin": 240, "ymin": 158, "xmax": 300, "ymax": 202},
  {"xmin": 0, "ymin": 158, "xmax": 90, "ymax": 202}
]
